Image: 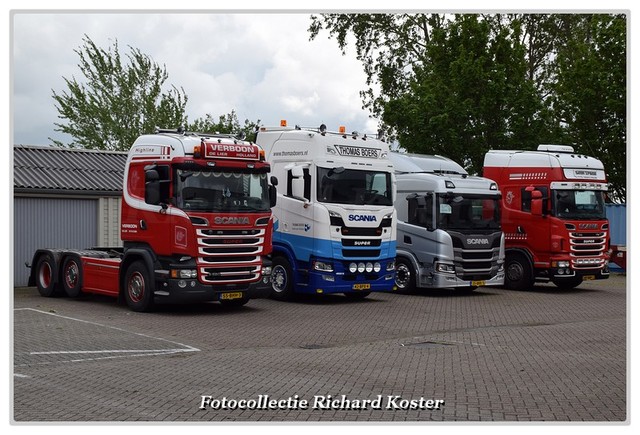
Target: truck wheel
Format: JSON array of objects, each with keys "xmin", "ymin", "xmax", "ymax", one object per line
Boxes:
[
  {"xmin": 395, "ymin": 258, "xmax": 416, "ymax": 293},
  {"xmin": 504, "ymin": 254, "xmax": 534, "ymax": 291},
  {"xmin": 552, "ymin": 276, "xmax": 583, "ymax": 290},
  {"xmin": 61, "ymin": 255, "xmax": 83, "ymax": 298},
  {"xmin": 271, "ymin": 256, "xmax": 294, "ymax": 300},
  {"xmin": 35, "ymin": 254, "xmax": 60, "ymax": 297},
  {"xmin": 124, "ymin": 261, "xmax": 155, "ymax": 312}
]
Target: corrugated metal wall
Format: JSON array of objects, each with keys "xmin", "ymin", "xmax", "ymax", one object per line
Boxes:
[
  {"xmin": 605, "ymin": 203, "xmax": 627, "ymax": 246},
  {"xmin": 14, "ymin": 197, "xmax": 98, "ymax": 287},
  {"xmin": 98, "ymin": 197, "xmax": 122, "ymax": 247}
]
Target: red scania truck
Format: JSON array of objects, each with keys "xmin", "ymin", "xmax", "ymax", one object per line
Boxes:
[
  {"xmin": 483, "ymin": 144, "xmax": 610, "ymax": 290},
  {"xmin": 28, "ymin": 128, "xmax": 277, "ymax": 311}
]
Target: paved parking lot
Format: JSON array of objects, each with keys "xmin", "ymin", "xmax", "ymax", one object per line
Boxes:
[{"xmin": 13, "ymin": 274, "xmax": 626, "ymax": 423}]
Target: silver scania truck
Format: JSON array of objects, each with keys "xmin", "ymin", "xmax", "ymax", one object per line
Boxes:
[{"xmin": 389, "ymin": 152, "xmax": 505, "ymax": 292}]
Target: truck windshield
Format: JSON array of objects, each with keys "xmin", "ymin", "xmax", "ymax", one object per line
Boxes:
[
  {"xmin": 437, "ymin": 194, "xmax": 501, "ymax": 231},
  {"xmin": 552, "ymin": 189, "xmax": 606, "ymax": 220},
  {"xmin": 317, "ymin": 167, "xmax": 393, "ymax": 206},
  {"xmin": 175, "ymin": 169, "xmax": 270, "ymax": 212}
]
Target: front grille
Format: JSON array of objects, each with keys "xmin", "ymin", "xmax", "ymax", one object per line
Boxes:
[
  {"xmin": 201, "ymin": 255, "xmax": 260, "ymax": 264},
  {"xmin": 460, "ymin": 250, "xmax": 495, "ymax": 260},
  {"xmin": 342, "ymin": 239, "xmax": 382, "ymax": 247},
  {"xmin": 342, "ymin": 249, "xmax": 381, "ymax": 258},
  {"xmin": 201, "ymin": 246, "xmax": 262, "ymax": 255},
  {"xmin": 200, "ymin": 229, "xmax": 262, "ymax": 236},
  {"xmin": 196, "ymin": 228, "xmax": 264, "ymax": 283},
  {"xmin": 569, "ymin": 231, "xmax": 607, "ymax": 269},
  {"xmin": 452, "ymin": 237, "xmax": 502, "ymax": 249},
  {"xmin": 200, "ymin": 265, "xmax": 261, "ymax": 284},
  {"xmin": 341, "ymin": 226, "xmax": 382, "ymax": 236},
  {"xmin": 450, "ymin": 231, "xmax": 502, "ymax": 280},
  {"xmin": 201, "ymin": 237, "xmax": 261, "ymax": 245}
]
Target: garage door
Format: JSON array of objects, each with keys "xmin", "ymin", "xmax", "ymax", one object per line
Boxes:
[{"xmin": 14, "ymin": 197, "xmax": 97, "ymax": 287}]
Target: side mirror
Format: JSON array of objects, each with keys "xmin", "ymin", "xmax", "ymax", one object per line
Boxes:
[
  {"xmin": 269, "ymin": 175, "xmax": 278, "ymax": 207},
  {"xmin": 269, "ymin": 184, "xmax": 277, "ymax": 208},
  {"xmin": 291, "ymin": 177, "xmax": 305, "ymax": 200},
  {"xmin": 290, "ymin": 166, "xmax": 306, "ymax": 201},
  {"xmin": 527, "ymin": 187, "xmax": 543, "ymax": 216},
  {"xmin": 145, "ymin": 169, "xmax": 161, "ymax": 205}
]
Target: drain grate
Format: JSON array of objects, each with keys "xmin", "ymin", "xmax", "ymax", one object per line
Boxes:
[
  {"xmin": 401, "ymin": 340, "xmax": 455, "ymax": 349},
  {"xmin": 300, "ymin": 344, "xmax": 326, "ymax": 350}
]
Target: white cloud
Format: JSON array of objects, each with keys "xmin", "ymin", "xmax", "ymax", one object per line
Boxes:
[{"xmin": 11, "ymin": 12, "xmax": 380, "ymax": 145}]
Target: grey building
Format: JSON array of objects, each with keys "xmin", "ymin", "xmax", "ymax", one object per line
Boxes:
[{"xmin": 13, "ymin": 145, "xmax": 127, "ymax": 287}]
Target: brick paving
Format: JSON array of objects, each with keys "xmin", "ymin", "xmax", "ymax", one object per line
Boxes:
[{"xmin": 12, "ymin": 274, "xmax": 626, "ymax": 422}]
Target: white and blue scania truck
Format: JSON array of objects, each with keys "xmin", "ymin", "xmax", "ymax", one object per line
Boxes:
[{"xmin": 255, "ymin": 122, "xmax": 397, "ymax": 299}]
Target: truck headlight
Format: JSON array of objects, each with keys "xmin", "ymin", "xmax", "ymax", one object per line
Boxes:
[
  {"xmin": 349, "ymin": 263, "xmax": 358, "ymax": 273},
  {"xmin": 435, "ymin": 262, "xmax": 455, "ymax": 274},
  {"xmin": 173, "ymin": 269, "xmax": 197, "ymax": 279},
  {"xmin": 262, "ymin": 266, "xmax": 272, "ymax": 276},
  {"xmin": 313, "ymin": 260, "xmax": 334, "ymax": 272}
]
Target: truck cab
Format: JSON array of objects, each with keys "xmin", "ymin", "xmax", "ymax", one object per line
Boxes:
[
  {"xmin": 255, "ymin": 122, "xmax": 397, "ymax": 300},
  {"xmin": 29, "ymin": 128, "xmax": 277, "ymax": 311},
  {"xmin": 483, "ymin": 144, "xmax": 610, "ymax": 290},
  {"xmin": 390, "ymin": 152, "xmax": 505, "ymax": 292}
]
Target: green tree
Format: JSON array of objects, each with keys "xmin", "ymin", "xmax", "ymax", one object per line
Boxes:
[
  {"xmin": 310, "ymin": 13, "xmax": 626, "ymax": 201},
  {"xmin": 186, "ymin": 110, "xmax": 261, "ymax": 142},
  {"xmin": 311, "ymin": 14, "xmax": 546, "ymax": 174},
  {"xmin": 51, "ymin": 35, "xmax": 188, "ymax": 151},
  {"xmin": 551, "ymin": 14, "xmax": 626, "ymax": 202}
]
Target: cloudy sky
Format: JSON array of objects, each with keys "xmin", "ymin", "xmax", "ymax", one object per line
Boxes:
[
  {"xmin": 10, "ymin": 2, "xmax": 636, "ymax": 148},
  {"xmin": 11, "ymin": 11, "xmax": 383, "ymax": 146}
]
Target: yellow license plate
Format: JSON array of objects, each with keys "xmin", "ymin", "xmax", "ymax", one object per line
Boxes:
[
  {"xmin": 220, "ymin": 292, "xmax": 243, "ymax": 300},
  {"xmin": 471, "ymin": 280, "xmax": 486, "ymax": 287},
  {"xmin": 582, "ymin": 275, "xmax": 596, "ymax": 281},
  {"xmin": 353, "ymin": 283, "xmax": 371, "ymax": 290}
]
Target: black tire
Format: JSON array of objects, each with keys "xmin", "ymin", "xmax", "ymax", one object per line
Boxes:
[
  {"xmin": 504, "ymin": 254, "xmax": 534, "ymax": 290},
  {"xmin": 61, "ymin": 256, "xmax": 83, "ymax": 298},
  {"xmin": 35, "ymin": 254, "xmax": 60, "ymax": 297},
  {"xmin": 124, "ymin": 260, "xmax": 155, "ymax": 312},
  {"xmin": 344, "ymin": 291, "xmax": 371, "ymax": 300},
  {"xmin": 220, "ymin": 296, "xmax": 250, "ymax": 308},
  {"xmin": 552, "ymin": 276, "xmax": 583, "ymax": 290},
  {"xmin": 271, "ymin": 256, "xmax": 294, "ymax": 300},
  {"xmin": 395, "ymin": 257, "xmax": 416, "ymax": 293}
]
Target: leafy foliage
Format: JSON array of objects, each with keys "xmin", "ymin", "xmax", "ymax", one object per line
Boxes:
[
  {"xmin": 309, "ymin": 13, "xmax": 626, "ymax": 201},
  {"xmin": 551, "ymin": 14, "xmax": 626, "ymax": 202},
  {"xmin": 186, "ymin": 110, "xmax": 261, "ymax": 142},
  {"xmin": 51, "ymin": 35, "xmax": 188, "ymax": 151}
]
